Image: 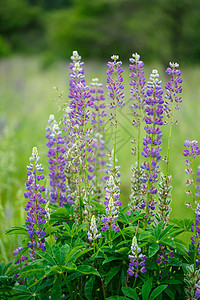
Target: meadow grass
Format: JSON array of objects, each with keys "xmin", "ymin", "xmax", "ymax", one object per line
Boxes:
[{"xmin": 0, "ymin": 55, "xmax": 199, "ymax": 261}]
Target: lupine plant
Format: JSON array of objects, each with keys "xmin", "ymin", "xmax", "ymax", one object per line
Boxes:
[{"xmin": 2, "ymin": 51, "xmax": 200, "ymax": 300}]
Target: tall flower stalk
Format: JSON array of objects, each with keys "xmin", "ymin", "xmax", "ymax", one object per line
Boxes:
[
  {"xmin": 106, "ymin": 55, "xmax": 125, "ymax": 170},
  {"xmin": 66, "ymin": 51, "xmax": 93, "ymax": 223},
  {"xmin": 164, "ymin": 62, "xmax": 183, "ymax": 177},
  {"xmin": 129, "ymin": 53, "xmax": 147, "ymax": 212},
  {"xmin": 155, "ymin": 62, "xmax": 182, "ymax": 226},
  {"xmin": 183, "ymin": 140, "xmax": 200, "ymax": 268},
  {"xmin": 88, "ymin": 78, "xmax": 107, "ymax": 191},
  {"xmin": 24, "ymin": 147, "xmax": 46, "ymax": 259},
  {"xmin": 141, "ymin": 69, "xmax": 164, "ymax": 225},
  {"xmin": 46, "ymin": 115, "xmax": 69, "ymax": 207}
]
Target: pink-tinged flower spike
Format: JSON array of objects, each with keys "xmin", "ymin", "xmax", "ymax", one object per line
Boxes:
[
  {"xmin": 46, "ymin": 115, "xmax": 71, "ymax": 206},
  {"xmin": 87, "ymin": 78, "xmax": 107, "ymax": 185},
  {"xmin": 102, "ymin": 174, "xmax": 121, "ymax": 234},
  {"xmin": 164, "ymin": 62, "xmax": 183, "ymax": 176},
  {"xmin": 165, "ymin": 62, "xmax": 183, "ymax": 117},
  {"xmin": 183, "ymin": 141, "xmax": 200, "ymax": 268},
  {"xmin": 68, "ymin": 51, "xmax": 92, "ymax": 127},
  {"xmin": 141, "ymin": 69, "xmax": 164, "ymax": 225},
  {"xmin": 87, "ymin": 215, "xmax": 101, "ymax": 241},
  {"xmin": 24, "ymin": 147, "xmax": 47, "ymax": 259},
  {"xmin": 155, "ymin": 173, "xmax": 172, "ymax": 226},
  {"xmin": 107, "ymin": 55, "xmax": 125, "ymax": 127},
  {"xmin": 129, "ymin": 53, "xmax": 147, "ymax": 214},
  {"xmin": 129, "ymin": 53, "xmax": 146, "ymax": 130},
  {"xmin": 13, "ymin": 247, "xmax": 28, "ymax": 285},
  {"xmin": 184, "ymin": 265, "xmax": 200, "ymax": 300},
  {"xmin": 127, "ymin": 236, "xmax": 147, "ymax": 277}
]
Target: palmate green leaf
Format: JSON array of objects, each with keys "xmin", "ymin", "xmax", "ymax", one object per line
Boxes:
[
  {"xmin": 169, "ymin": 218, "xmax": 193, "ymax": 231},
  {"xmin": 105, "ymin": 265, "xmax": 121, "ymax": 285},
  {"xmin": 145, "ymin": 259, "xmax": 157, "ymax": 270},
  {"xmin": 35, "ymin": 250, "xmax": 56, "ymax": 266},
  {"xmin": 174, "ymin": 240, "xmax": 189, "ymax": 259},
  {"xmin": 0, "ymin": 275, "xmax": 15, "ymax": 286},
  {"xmin": 122, "ymin": 286, "xmax": 140, "ymax": 300},
  {"xmin": 90, "ymin": 200, "xmax": 106, "ymax": 214},
  {"xmin": 165, "ymin": 288, "xmax": 175, "ymax": 300},
  {"xmin": 159, "ymin": 238, "xmax": 175, "ymax": 249},
  {"xmin": 84, "ymin": 275, "xmax": 95, "ymax": 300},
  {"xmin": 50, "ymin": 207, "xmax": 70, "ymax": 223},
  {"xmin": 148, "ymin": 243, "xmax": 159, "ymax": 258},
  {"xmin": 115, "ymin": 247, "xmax": 129, "ymax": 253},
  {"xmin": 130, "ymin": 213, "xmax": 146, "ymax": 224},
  {"xmin": 19, "ymin": 264, "xmax": 45, "ymax": 278},
  {"xmin": 102, "ymin": 256, "xmax": 122, "ymax": 265},
  {"xmin": 77, "ymin": 265, "xmax": 100, "ymax": 277},
  {"xmin": 1, "ymin": 261, "xmax": 13, "ymax": 275},
  {"xmin": 64, "ymin": 245, "xmax": 84, "ymax": 265},
  {"xmin": 5, "ymin": 226, "xmax": 28, "ymax": 236},
  {"xmin": 159, "ymin": 224, "xmax": 175, "ymax": 239},
  {"xmin": 154, "ymin": 221, "xmax": 163, "ymax": 240},
  {"xmin": 142, "ymin": 278, "xmax": 153, "ymax": 300},
  {"xmin": 14, "ymin": 285, "xmax": 32, "ymax": 294},
  {"xmin": 52, "ymin": 244, "xmax": 70, "ymax": 266},
  {"xmin": 68, "ymin": 248, "xmax": 92, "ymax": 264},
  {"xmin": 11, "ymin": 296, "xmax": 33, "ymax": 300},
  {"xmin": 139, "ymin": 234, "xmax": 156, "ymax": 243},
  {"xmin": 65, "ymin": 262, "xmax": 77, "ymax": 271},
  {"xmin": 51, "ymin": 275, "xmax": 62, "ymax": 300},
  {"xmin": 149, "ymin": 285, "xmax": 168, "ymax": 300},
  {"xmin": 107, "ymin": 297, "xmax": 128, "ymax": 300}
]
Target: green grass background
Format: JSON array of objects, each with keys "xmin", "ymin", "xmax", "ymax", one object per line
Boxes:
[{"xmin": 0, "ymin": 56, "xmax": 199, "ymax": 262}]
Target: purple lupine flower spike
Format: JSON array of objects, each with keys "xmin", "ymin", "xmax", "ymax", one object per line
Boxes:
[
  {"xmin": 129, "ymin": 52, "xmax": 146, "ymax": 128},
  {"xmin": 102, "ymin": 174, "xmax": 121, "ymax": 233},
  {"xmin": 87, "ymin": 78, "xmax": 107, "ymax": 184},
  {"xmin": 127, "ymin": 236, "xmax": 147, "ymax": 277},
  {"xmin": 87, "ymin": 215, "xmax": 101, "ymax": 241},
  {"xmin": 107, "ymin": 55, "xmax": 125, "ymax": 126},
  {"xmin": 13, "ymin": 247, "xmax": 28, "ymax": 284},
  {"xmin": 141, "ymin": 69, "xmax": 164, "ymax": 222},
  {"xmin": 68, "ymin": 51, "xmax": 92, "ymax": 127},
  {"xmin": 24, "ymin": 147, "xmax": 47, "ymax": 259},
  {"xmin": 46, "ymin": 114, "xmax": 71, "ymax": 206},
  {"xmin": 164, "ymin": 62, "xmax": 183, "ymax": 119}
]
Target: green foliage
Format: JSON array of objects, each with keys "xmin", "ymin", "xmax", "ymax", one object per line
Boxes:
[{"xmin": 1, "ymin": 0, "xmax": 200, "ymax": 62}]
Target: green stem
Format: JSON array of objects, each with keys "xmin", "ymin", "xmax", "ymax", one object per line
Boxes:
[
  {"xmin": 62, "ymin": 273, "xmax": 73, "ymax": 300},
  {"xmin": 192, "ymin": 165, "xmax": 197, "ymax": 269},
  {"xmin": 79, "ymin": 170, "xmax": 82, "ymax": 224}
]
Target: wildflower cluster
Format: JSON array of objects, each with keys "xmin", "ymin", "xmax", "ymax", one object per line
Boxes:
[
  {"xmin": 5, "ymin": 52, "xmax": 200, "ymax": 300},
  {"xmin": 24, "ymin": 147, "xmax": 46, "ymax": 258}
]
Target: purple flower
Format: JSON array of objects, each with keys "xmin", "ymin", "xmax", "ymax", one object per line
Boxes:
[
  {"xmin": 102, "ymin": 174, "xmax": 121, "ymax": 233},
  {"xmin": 24, "ymin": 147, "xmax": 47, "ymax": 259},
  {"xmin": 164, "ymin": 62, "xmax": 183, "ymax": 118},
  {"xmin": 13, "ymin": 247, "xmax": 28, "ymax": 284},
  {"xmin": 46, "ymin": 115, "xmax": 70, "ymax": 206},
  {"xmin": 87, "ymin": 215, "xmax": 101, "ymax": 241},
  {"xmin": 87, "ymin": 78, "xmax": 107, "ymax": 184},
  {"xmin": 127, "ymin": 237, "xmax": 147, "ymax": 277},
  {"xmin": 141, "ymin": 69, "xmax": 164, "ymax": 222},
  {"xmin": 129, "ymin": 53, "xmax": 146, "ymax": 128},
  {"xmin": 106, "ymin": 55, "xmax": 125, "ymax": 126}
]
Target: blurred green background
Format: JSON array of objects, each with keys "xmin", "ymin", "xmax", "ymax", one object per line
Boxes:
[{"xmin": 1, "ymin": 0, "xmax": 200, "ymax": 261}]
